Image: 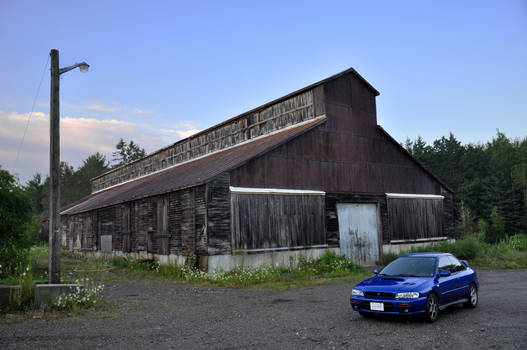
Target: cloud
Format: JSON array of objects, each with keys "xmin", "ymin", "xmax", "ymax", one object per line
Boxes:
[
  {"xmin": 0, "ymin": 110, "xmax": 202, "ymax": 183},
  {"xmin": 168, "ymin": 121, "xmax": 201, "ymax": 139},
  {"xmin": 134, "ymin": 108, "xmax": 152, "ymax": 115},
  {"xmin": 83, "ymin": 103, "xmax": 121, "ymax": 112}
]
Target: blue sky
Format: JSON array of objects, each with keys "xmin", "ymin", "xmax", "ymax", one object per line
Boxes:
[{"xmin": 1, "ymin": 0, "xmax": 526, "ymax": 183}]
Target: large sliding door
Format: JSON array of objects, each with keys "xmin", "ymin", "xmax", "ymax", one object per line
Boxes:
[{"xmin": 337, "ymin": 203, "xmax": 380, "ymax": 265}]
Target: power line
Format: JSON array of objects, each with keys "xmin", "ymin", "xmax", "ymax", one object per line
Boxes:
[{"xmin": 14, "ymin": 55, "xmax": 50, "ymax": 168}]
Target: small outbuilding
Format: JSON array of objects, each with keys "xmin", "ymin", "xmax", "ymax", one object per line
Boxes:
[{"xmin": 61, "ymin": 68, "xmax": 453, "ymax": 270}]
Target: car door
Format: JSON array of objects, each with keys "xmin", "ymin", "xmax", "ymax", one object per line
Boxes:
[
  {"xmin": 447, "ymin": 255, "xmax": 471, "ymax": 300},
  {"xmin": 436, "ymin": 256, "xmax": 457, "ymax": 304}
]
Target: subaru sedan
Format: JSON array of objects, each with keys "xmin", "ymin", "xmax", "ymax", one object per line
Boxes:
[{"xmin": 350, "ymin": 252, "xmax": 479, "ymax": 322}]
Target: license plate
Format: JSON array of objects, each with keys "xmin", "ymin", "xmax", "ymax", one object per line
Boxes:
[{"xmin": 370, "ymin": 302, "xmax": 384, "ymax": 311}]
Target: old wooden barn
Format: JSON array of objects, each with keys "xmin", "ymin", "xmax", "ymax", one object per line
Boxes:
[{"xmin": 60, "ymin": 68, "xmax": 453, "ymax": 270}]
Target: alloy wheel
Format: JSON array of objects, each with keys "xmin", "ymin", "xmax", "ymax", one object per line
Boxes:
[
  {"xmin": 426, "ymin": 294, "xmax": 439, "ymax": 322},
  {"xmin": 468, "ymin": 284, "xmax": 478, "ymax": 308}
]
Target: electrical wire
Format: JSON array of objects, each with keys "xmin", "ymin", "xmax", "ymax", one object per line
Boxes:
[{"xmin": 14, "ymin": 55, "xmax": 50, "ymax": 168}]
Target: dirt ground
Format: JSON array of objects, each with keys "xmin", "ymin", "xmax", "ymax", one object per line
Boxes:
[{"xmin": 1, "ymin": 268, "xmax": 526, "ymax": 349}]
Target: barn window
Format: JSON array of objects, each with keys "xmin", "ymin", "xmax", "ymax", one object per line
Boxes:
[
  {"xmin": 230, "ymin": 187, "xmax": 326, "ymax": 250},
  {"xmin": 386, "ymin": 193, "xmax": 444, "ymax": 242}
]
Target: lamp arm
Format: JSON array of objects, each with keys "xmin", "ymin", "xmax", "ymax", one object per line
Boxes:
[{"xmin": 59, "ymin": 62, "xmax": 89, "ymax": 74}]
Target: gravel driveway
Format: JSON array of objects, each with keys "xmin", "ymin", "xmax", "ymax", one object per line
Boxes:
[{"xmin": 1, "ymin": 268, "xmax": 526, "ymax": 349}]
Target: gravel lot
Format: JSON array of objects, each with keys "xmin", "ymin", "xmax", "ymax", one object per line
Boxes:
[{"xmin": 1, "ymin": 268, "xmax": 526, "ymax": 349}]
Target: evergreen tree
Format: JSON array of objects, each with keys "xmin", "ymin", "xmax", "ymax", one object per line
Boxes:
[
  {"xmin": 25, "ymin": 173, "xmax": 44, "ymax": 214},
  {"xmin": 112, "ymin": 138, "xmax": 146, "ymax": 167}
]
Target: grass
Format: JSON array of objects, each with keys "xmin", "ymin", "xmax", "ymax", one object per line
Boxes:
[
  {"xmin": 108, "ymin": 251, "xmax": 368, "ymax": 290},
  {"xmin": 379, "ymin": 234, "xmax": 527, "ymax": 268},
  {"xmin": 4, "ymin": 247, "xmax": 368, "ymax": 291}
]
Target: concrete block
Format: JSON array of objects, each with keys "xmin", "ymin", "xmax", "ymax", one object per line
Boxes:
[{"xmin": 34, "ymin": 283, "xmax": 80, "ymax": 307}]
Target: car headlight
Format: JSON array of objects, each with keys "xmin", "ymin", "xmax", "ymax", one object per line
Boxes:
[
  {"xmin": 351, "ymin": 289, "xmax": 364, "ymax": 297},
  {"xmin": 395, "ymin": 292, "xmax": 419, "ymax": 299}
]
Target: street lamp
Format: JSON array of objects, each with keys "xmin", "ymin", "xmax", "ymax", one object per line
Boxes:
[{"xmin": 49, "ymin": 49, "xmax": 89, "ymax": 283}]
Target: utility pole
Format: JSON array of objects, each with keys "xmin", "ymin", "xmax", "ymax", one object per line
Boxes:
[
  {"xmin": 48, "ymin": 49, "xmax": 89, "ymax": 284},
  {"xmin": 49, "ymin": 49, "xmax": 61, "ymax": 284}
]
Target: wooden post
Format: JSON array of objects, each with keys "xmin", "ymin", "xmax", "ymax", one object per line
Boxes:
[{"xmin": 49, "ymin": 49, "xmax": 61, "ymax": 283}]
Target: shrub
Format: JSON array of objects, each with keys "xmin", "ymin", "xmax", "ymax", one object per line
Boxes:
[
  {"xmin": 486, "ymin": 207, "xmax": 506, "ymax": 243},
  {"xmin": 307, "ymin": 251, "xmax": 363, "ymax": 274},
  {"xmin": 507, "ymin": 234, "xmax": 527, "ymax": 251},
  {"xmin": 476, "ymin": 219, "xmax": 489, "ymax": 243},
  {"xmin": 0, "ymin": 167, "xmax": 34, "ymax": 278},
  {"xmin": 377, "ymin": 252, "xmax": 398, "ymax": 266},
  {"xmin": 409, "ymin": 237, "xmax": 483, "ymax": 260}
]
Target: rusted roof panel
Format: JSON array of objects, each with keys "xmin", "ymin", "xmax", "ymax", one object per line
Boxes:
[{"xmin": 62, "ymin": 117, "xmax": 326, "ymax": 215}]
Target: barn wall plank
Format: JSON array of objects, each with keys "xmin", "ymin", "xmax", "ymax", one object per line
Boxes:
[
  {"xmin": 231, "ymin": 193, "xmax": 326, "ymax": 249},
  {"xmin": 207, "ymin": 172, "xmax": 231, "ymax": 255}
]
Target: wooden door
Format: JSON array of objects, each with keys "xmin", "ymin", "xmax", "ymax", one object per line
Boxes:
[{"xmin": 337, "ymin": 203, "xmax": 379, "ymax": 265}]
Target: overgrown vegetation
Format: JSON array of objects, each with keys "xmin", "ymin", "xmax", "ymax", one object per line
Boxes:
[
  {"xmin": 54, "ymin": 278, "xmax": 104, "ymax": 311},
  {"xmin": 380, "ymin": 234, "xmax": 527, "ymax": 269},
  {"xmin": 109, "ymin": 251, "xmax": 366, "ymax": 289},
  {"xmin": 405, "ymin": 132, "xmax": 527, "ymax": 240},
  {"xmin": 0, "ymin": 167, "xmax": 36, "ymax": 279}
]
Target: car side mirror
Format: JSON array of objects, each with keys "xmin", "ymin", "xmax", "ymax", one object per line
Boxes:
[
  {"xmin": 373, "ymin": 269, "xmax": 380, "ymax": 275},
  {"xmin": 460, "ymin": 260, "xmax": 470, "ymax": 268},
  {"xmin": 439, "ymin": 270, "xmax": 451, "ymax": 277}
]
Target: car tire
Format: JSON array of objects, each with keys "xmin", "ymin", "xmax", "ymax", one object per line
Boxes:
[
  {"xmin": 359, "ymin": 311, "xmax": 373, "ymax": 318},
  {"xmin": 465, "ymin": 283, "xmax": 478, "ymax": 308},
  {"xmin": 424, "ymin": 293, "xmax": 439, "ymax": 323}
]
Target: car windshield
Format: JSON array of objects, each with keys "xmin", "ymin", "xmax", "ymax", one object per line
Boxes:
[{"xmin": 379, "ymin": 257, "xmax": 436, "ymax": 277}]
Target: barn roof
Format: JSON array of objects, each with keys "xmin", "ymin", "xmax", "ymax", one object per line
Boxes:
[
  {"xmin": 61, "ymin": 116, "xmax": 326, "ymax": 215},
  {"xmin": 91, "ymin": 67, "xmax": 379, "ymax": 182}
]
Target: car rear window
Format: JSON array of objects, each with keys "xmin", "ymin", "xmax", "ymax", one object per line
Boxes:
[{"xmin": 380, "ymin": 257, "xmax": 436, "ymax": 277}]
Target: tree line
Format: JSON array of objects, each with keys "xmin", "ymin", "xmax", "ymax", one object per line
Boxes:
[
  {"xmin": 404, "ymin": 131, "xmax": 527, "ymax": 242},
  {"xmin": 24, "ymin": 138, "xmax": 146, "ymax": 218}
]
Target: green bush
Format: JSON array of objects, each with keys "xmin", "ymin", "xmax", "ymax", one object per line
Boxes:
[
  {"xmin": 377, "ymin": 252, "xmax": 399, "ymax": 266},
  {"xmin": 0, "ymin": 167, "xmax": 34, "ymax": 278},
  {"xmin": 476, "ymin": 219, "xmax": 489, "ymax": 243},
  {"xmin": 486, "ymin": 207, "xmax": 506, "ymax": 244},
  {"xmin": 507, "ymin": 234, "xmax": 527, "ymax": 251},
  {"xmin": 409, "ymin": 237, "xmax": 483, "ymax": 260}
]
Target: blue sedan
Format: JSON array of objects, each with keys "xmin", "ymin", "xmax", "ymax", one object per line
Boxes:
[{"xmin": 350, "ymin": 252, "xmax": 479, "ymax": 322}]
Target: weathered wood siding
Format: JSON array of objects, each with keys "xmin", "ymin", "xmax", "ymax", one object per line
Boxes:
[
  {"xmin": 230, "ymin": 72, "xmax": 442, "ymax": 194},
  {"xmin": 231, "ymin": 193, "xmax": 325, "ymax": 250},
  {"xmin": 64, "ymin": 185, "xmax": 210, "ymax": 259},
  {"xmin": 229, "ymin": 71, "xmax": 453, "ymax": 243},
  {"xmin": 206, "ymin": 173, "xmax": 231, "ymax": 255},
  {"xmin": 91, "ymin": 89, "xmax": 321, "ymax": 192},
  {"xmin": 387, "ymin": 198, "xmax": 444, "ymax": 241}
]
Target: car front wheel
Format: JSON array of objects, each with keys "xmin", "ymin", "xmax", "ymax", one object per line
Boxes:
[
  {"xmin": 466, "ymin": 283, "xmax": 478, "ymax": 308},
  {"xmin": 424, "ymin": 293, "xmax": 439, "ymax": 323}
]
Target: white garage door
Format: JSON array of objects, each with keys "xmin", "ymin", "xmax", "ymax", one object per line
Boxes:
[{"xmin": 337, "ymin": 203, "xmax": 379, "ymax": 265}]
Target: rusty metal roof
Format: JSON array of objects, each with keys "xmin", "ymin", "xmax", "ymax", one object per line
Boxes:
[{"xmin": 62, "ymin": 117, "xmax": 326, "ymax": 215}]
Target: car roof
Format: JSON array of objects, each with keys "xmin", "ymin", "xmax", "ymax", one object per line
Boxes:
[{"xmin": 397, "ymin": 252, "xmax": 452, "ymax": 258}]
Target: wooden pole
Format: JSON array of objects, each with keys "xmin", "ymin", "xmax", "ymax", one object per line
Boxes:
[{"xmin": 49, "ymin": 49, "xmax": 61, "ymax": 283}]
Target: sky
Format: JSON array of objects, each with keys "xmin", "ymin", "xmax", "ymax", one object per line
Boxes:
[{"xmin": 1, "ymin": 0, "xmax": 526, "ymax": 184}]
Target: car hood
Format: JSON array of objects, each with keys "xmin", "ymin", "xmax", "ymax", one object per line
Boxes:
[{"xmin": 355, "ymin": 275, "xmax": 432, "ymax": 292}]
